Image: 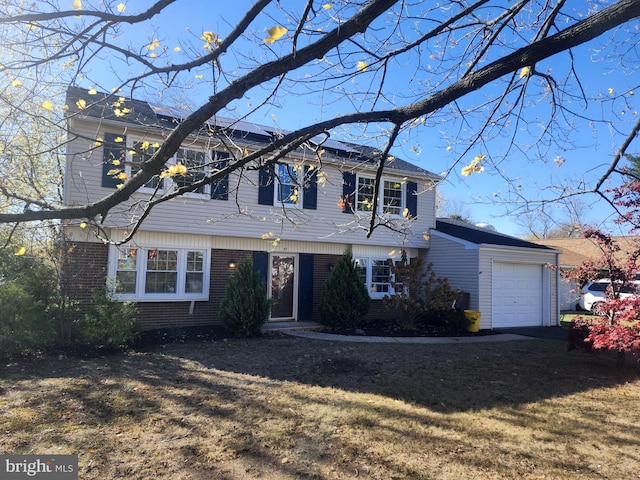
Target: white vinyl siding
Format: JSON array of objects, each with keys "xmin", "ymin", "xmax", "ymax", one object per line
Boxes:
[
  {"xmin": 426, "ymin": 230, "xmax": 558, "ymax": 329},
  {"xmin": 64, "ymin": 119, "xmax": 437, "ymax": 249}
]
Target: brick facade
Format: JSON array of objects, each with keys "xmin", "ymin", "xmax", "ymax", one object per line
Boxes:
[
  {"xmin": 61, "ymin": 243, "xmax": 393, "ymax": 330},
  {"xmin": 59, "ymin": 241, "xmax": 109, "ymax": 311}
]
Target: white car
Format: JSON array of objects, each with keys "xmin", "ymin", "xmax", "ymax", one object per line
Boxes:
[{"xmin": 578, "ymin": 279, "xmax": 639, "ymax": 314}]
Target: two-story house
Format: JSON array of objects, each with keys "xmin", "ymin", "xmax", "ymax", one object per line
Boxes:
[{"xmin": 61, "ymin": 86, "xmax": 560, "ymax": 331}]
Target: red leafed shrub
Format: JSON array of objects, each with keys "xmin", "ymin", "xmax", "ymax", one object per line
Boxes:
[
  {"xmin": 569, "ymin": 317, "xmax": 640, "ymax": 359},
  {"xmin": 566, "ymin": 225, "xmax": 640, "ymax": 365}
]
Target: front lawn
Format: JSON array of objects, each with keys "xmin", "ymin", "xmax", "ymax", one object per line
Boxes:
[{"xmin": 1, "ymin": 335, "xmax": 639, "ymax": 479}]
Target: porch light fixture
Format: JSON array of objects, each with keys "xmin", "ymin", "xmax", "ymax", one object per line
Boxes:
[{"xmin": 228, "ymin": 259, "xmax": 236, "ymax": 269}]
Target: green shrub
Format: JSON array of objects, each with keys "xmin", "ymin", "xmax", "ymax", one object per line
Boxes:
[
  {"xmin": 0, "ymin": 249, "xmax": 57, "ymax": 356},
  {"xmin": 319, "ymin": 249, "xmax": 370, "ymax": 330},
  {"xmin": 219, "ymin": 260, "xmax": 272, "ymax": 337},
  {"xmin": 77, "ymin": 285, "xmax": 139, "ymax": 349}
]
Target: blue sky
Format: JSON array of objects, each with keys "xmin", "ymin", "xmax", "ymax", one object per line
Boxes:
[{"xmin": 79, "ymin": 0, "xmax": 640, "ymax": 237}]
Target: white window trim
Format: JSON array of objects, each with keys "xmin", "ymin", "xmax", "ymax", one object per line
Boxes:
[
  {"xmin": 174, "ymin": 147, "xmax": 211, "ymax": 199},
  {"xmin": 125, "ymin": 138, "xmax": 217, "ymax": 198},
  {"xmin": 356, "ymin": 257, "xmax": 395, "ymax": 299},
  {"xmin": 125, "ymin": 138, "xmax": 164, "ymax": 193},
  {"xmin": 274, "ymin": 163, "xmax": 303, "ymax": 208},
  {"xmin": 356, "ymin": 174, "xmax": 405, "ymax": 217},
  {"xmin": 109, "ymin": 245, "xmax": 210, "ymax": 302}
]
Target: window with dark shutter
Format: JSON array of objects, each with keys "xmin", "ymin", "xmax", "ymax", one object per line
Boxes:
[
  {"xmin": 258, "ymin": 168, "xmax": 274, "ymax": 205},
  {"xmin": 341, "ymin": 171, "xmax": 356, "ymax": 213},
  {"xmin": 210, "ymin": 151, "xmax": 230, "ymax": 201},
  {"xmin": 101, "ymin": 133, "xmax": 126, "ymax": 188},
  {"xmin": 302, "ymin": 166, "xmax": 317, "ymax": 210},
  {"xmin": 406, "ymin": 181, "xmax": 418, "ymax": 218}
]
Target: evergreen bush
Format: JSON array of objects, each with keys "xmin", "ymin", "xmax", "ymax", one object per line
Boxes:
[
  {"xmin": 319, "ymin": 249, "xmax": 370, "ymax": 330},
  {"xmin": 0, "ymin": 249, "xmax": 57, "ymax": 356},
  {"xmin": 77, "ymin": 283, "xmax": 139, "ymax": 349},
  {"xmin": 219, "ymin": 260, "xmax": 272, "ymax": 337}
]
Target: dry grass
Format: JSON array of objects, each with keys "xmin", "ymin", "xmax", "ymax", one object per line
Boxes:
[{"xmin": 1, "ymin": 333, "xmax": 640, "ymax": 479}]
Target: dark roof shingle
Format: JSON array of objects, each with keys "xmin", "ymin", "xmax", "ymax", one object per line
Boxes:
[{"xmin": 435, "ymin": 218, "xmax": 555, "ymax": 250}]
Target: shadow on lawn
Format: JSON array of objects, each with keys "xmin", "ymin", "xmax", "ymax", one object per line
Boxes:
[
  {"xmin": 2, "ymin": 333, "xmax": 638, "ymax": 418},
  {"xmin": 2, "ymin": 334, "xmax": 640, "ymax": 479},
  {"xmin": 168, "ymin": 334, "xmax": 639, "ymax": 413}
]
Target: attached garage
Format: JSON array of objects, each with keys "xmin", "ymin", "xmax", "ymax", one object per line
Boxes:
[
  {"xmin": 426, "ymin": 218, "xmax": 559, "ymax": 330},
  {"xmin": 492, "ymin": 262, "xmax": 544, "ymax": 327}
]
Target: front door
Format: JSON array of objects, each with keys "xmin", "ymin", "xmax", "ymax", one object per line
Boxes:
[{"xmin": 269, "ymin": 254, "xmax": 297, "ymax": 320}]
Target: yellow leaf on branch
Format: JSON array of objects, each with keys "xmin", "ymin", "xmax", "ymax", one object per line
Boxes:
[
  {"xmin": 117, "ymin": 3, "xmax": 126, "ymax": 13},
  {"xmin": 519, "ymin": 66, "xmax": 530, "ymax": 79},
  {"xmin": 14, "ymin": 247, "xmax": 26, "ymax": 256},
  {"xmin": 42, "ymin": 100, "xmax": 53, "ymax": 111},
  {"xmin": 264, "ymin": 26, "xmax": 288, "ymax": 45}
]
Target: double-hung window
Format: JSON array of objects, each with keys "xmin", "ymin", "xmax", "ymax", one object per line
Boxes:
[
  {"xmin": 128, "ymin": 140, "xmax": 162, "ymax": 191},
  {"xmin": 356, "ymin": 175, "xmax": 405, "ymax": 216},
  {"xmin": 174, "ymin": 148, "xmax": 208, "ymax": 195},
  {"xmin": 355, "ymin": 257, "xmax": 394, "ymax": 298},
  {"xmin": 112, "ymin": 246, "xmax": 209, "ymax": 301},
  {"xmin": 275, "ymin": 164, "xmax": 301, "ymax": 206}
]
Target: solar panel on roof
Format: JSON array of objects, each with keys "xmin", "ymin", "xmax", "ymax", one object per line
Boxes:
[
  {"xmin": 148, "ymin": 103, "xmax": 194, "ymax": 119},
  {"xmin": 310, "ymin": 135, "xmax": 361, "ymax": 153},
  {"xmin": 210, "ymin": 116, "xmax": 272, "ymax": 137}
]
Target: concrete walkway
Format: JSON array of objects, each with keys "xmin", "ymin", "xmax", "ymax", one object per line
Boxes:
[{"xmin": 262, "ymin": 322, "xmax": 568, "ymax": 344}]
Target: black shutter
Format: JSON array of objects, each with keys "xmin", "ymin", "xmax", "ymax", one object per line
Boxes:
[
  {"xmin": 258, "ymin": 168, "xmax": 274, "ymax": 205},
  {"xmin": 252, "ymin": 251, "xmax": 269, "ymax": 293},
  {"xmin": 298, "ymin": 254, "xmax": 314, "ymax": 320},
  {"xmin": 406, "ymin": 181, "xmax": 418, "ymax": 218},
  {"xmin": 302, "ymin": 166, "xmax": 317, "ymax": 210},
  {"xmin": 341, "ymin": 171, "xmax": 356, "ymax": 213},
  {"xmin": 210, "ymin": 151, "xmax": 230, "ymax": 201},
  {"xmin": 101, "ymin": 133, "xmax": 126, "ymax": 188}
]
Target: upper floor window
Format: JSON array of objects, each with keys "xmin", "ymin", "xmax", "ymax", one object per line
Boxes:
[
  {"xmin": 102, "ymin": 134, "xmax": 230, "ymax": 200},
  {"xmin": 356, "ymin": 175, "xmax": 405, "ymax": 216},
  {"xmin": 130, "ymin": 141, "xmax": 161, "ymax": 190},
  {"xmin": 258, "ymin": 163, "xmax": 317, "ymax": 210},
  {"xmin": 174, "ymin": 148, "xmax": 207, "ymax": 195},
  {"xmin": 275, "ymin": 164, "xmax": 301, "ymax": 206}
]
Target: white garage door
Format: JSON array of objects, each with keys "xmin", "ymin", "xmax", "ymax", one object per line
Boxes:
[{"xmin": 492, "ymin": 262, "xmax": 543, "ymax": 328}]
